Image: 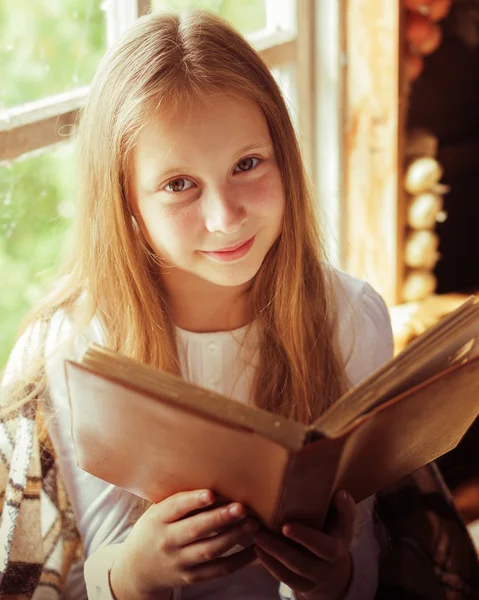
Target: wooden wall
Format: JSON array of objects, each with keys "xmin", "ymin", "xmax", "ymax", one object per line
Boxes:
[{"xmin": 342, "ymin": 0, "xmax": 407, "ymax": 306}]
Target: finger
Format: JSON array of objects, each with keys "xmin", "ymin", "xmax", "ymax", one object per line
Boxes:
[
  {"xmin": 183, "ymin": 546, "xmax": 256, "ymax": 585},
  {"xmin": 169, "ymin": 502, "xmax": 248, "ymax": 547},
  {"xmin": 329, "ymin": 490, "xmax": 356, "ymax": 547},
  {"xmin": 182, "ymin": 495, "xmax": 231, "ymax": 520},
  {"xmin": 281, "ymin": 522, "xmax": 345, "ymax": 563},
  {"xmin": 158, "ymin": 489, "xmax": 216, "ymax": 523},
  {"xmin": 281, "ymin": 491, "xmax": 355, "ymax": 562},
  {"xmin": 254, "ymin": 529, "xmax": 319, "ymax": 579},
  {"xmin": 180, "ymin": 518, "xmax": 259, "ymax": 566},
  {"xmin": 254, "ymin": 547, "xmax": 312, "ymax": 593}
]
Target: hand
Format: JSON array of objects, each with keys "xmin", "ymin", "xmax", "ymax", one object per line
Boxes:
[
  {"xmin": 253, "ymin": 490, "xmax": 356, "ymax": 600},
  {"xmin": 110, "ymin": 489, "xmax": 258, "ymax": 599}
]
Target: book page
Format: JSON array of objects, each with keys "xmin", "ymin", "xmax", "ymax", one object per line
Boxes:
[
  {"xmin": 66, "ymin": 361, "xmax": 294, "ymax": 529},
  {"xmin": 313, "ymin": 297, "xmax": 479, "ymax": 437}
]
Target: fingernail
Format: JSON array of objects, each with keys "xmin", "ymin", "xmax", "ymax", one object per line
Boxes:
[
  {"xmin": 342, "ymin": 491, "xmax": 355, "ymax": 507},
  {"xmin": 200, "ymin": 491, "xmax": 212, "ymax": 504},
  {"xmin": 228, "ymin": 503, "xmax": 243, "ymax": 517}
]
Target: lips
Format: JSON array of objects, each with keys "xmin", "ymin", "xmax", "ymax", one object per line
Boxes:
[
  {"xmin": 200, "ymin": 236, "xmax": 255, "ymax": 262},
  {"xmin": 206, "ymin": 237, "xmax": 254, "ymax": 253}
]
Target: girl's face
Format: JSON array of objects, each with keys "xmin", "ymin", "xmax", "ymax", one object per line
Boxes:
[{"xmin": 130, "ymin": 93, "xmax": 285, "ymax": 295}]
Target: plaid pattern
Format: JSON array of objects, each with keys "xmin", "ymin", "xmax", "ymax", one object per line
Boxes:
[
  {"xmin": 0, "ymin": 398, "xmax": 478, "ymax": 598},
  {"xmin": 0, "ymin": 397, "xmax": 82, "ymax": 598}
]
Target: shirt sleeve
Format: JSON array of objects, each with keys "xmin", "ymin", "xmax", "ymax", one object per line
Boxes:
[
  {"xmin": 339, "ymin": 280, "xmax": 394, "ymax": 389},
  {"xmin": 41, "ymin": 312, "xmax": 142, "ymax": 558}
]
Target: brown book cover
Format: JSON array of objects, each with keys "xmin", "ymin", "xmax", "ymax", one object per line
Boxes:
[{"xmin": 65, "ymin": 297, "xmax": 479, "ymax": 531}]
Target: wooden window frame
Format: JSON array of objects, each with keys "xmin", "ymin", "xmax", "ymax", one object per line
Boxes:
[
  {"xmin": 314, "ymin": 0, "xmax": 405, "ymax": 306},
  {"xmin": 1, "ymin": 0, "xmax": 305, "ymax": 165}
]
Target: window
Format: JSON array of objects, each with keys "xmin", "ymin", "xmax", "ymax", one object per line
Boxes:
[
  {"xmin": 1, "ymin": 0, "xmax": 106, "ymax": 108},
  {"xmin": 0, "ymin": 144, "xmax": 75, "ymax": 366},
  {"xmin": 0, "ymin": 0, "xmax": 312, "ymax": 367}
]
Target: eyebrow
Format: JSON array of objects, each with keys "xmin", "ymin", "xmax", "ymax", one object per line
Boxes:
[{"xmin": 149, "ymin": 140, "xmax": 273, "ymax": 191}]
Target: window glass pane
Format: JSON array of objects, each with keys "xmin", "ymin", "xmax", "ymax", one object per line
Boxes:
[
  {"xmin": 151, "ymin": 0, "xmax": 267, "ymax": 36},
  {"xmin": 0, "ymin": 143, "xmax": 75, "ymax": 366},
  {"xmin": 0, "ymin": 0, "xmax": 106, "ymax": 109}
]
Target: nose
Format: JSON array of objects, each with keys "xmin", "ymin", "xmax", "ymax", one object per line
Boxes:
[{"xmin": 203, "ymin": 186, "xmax": 247, "ymax": 235}]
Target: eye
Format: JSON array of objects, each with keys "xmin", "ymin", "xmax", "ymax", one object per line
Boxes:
[
  {"xmin": 165, "ymin": 178, "xmax": 194, "ymax": 193},
  {"xmin": 234, "ymin": 157, "xmax": 260, "ymax": 173}
]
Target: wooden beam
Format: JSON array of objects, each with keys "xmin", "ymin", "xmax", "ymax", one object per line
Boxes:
[
  {"xmin": 0, "ymin": 88, "xmax": 88, "ymax": 163},
  {"xmin": 342, "ymin": 0, "xmax": 406, "ymax": 305},
  {"xmin": 0, "ymin": 109, "xmax": 79, "ymax": 163}
]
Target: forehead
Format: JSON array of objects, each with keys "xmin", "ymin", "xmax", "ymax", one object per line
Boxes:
[{"xmin": 134, "ymin": 93, "xmax": 272, "ymax": 166}]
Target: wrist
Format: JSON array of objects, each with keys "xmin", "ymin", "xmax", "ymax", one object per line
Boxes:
[{"xmin": 109, "ymin": 546, "xmax": 173, "ymax": 600}]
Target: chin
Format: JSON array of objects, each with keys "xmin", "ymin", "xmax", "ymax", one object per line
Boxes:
[
  {"xmin": 205, "ymin": 272, "xmax": 258, "ymax": 288},
  {"xmin": 202, "ymin": 262, "xmax": 262, "ymax": 288}
]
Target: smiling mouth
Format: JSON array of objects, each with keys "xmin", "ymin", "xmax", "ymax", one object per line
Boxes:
[
  {"xmin": 199, "ymin": 236, "xmax": 256, "ymax": 261},
  {"xmin": 205, "ymin": 237, "xmax": 254, "ymax": 253}
]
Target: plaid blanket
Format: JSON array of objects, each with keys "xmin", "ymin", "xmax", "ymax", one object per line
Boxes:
[
  {"xmin": 0, "ymin": 398, "xmax": 478, "ymax": 599},
  {"xmin": 0, "ymin": 397, "xmax": 81, "ymax": 598}
]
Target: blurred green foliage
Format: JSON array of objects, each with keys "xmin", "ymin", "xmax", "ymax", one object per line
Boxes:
[
  {"xmin": 0, "ymin": 145, "xmax": 76, "ymax": 366},
  {"xmin": 0, "ymin": 0, "xmax": 265, "ymax": 367},
  {"xmin": 0, "ymin": 0, "xmax": 106, "ymax": 108}
]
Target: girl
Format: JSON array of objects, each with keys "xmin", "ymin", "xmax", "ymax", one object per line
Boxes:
[{"xmin": 0, "ymin": 10, "xmax": 393, "ymax": 600}]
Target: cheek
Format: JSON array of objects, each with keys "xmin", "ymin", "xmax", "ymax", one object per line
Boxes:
[
  {"xmin": 140, "ymin": 201, "xmax": 201, "ymax": 255},
  {"xmin": 166, "ymin": 205, "xmax": 199, "ymax": 239},
  {"xmin": 249, "ymin": 171, "xmax": 285, "ymax": 217}
]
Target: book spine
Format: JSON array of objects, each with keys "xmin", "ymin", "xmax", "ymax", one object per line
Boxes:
[{"xmin": 272, "ymin": 437, "xmax": 345, "ymax": 531}]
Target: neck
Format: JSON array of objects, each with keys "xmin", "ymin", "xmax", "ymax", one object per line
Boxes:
[{"xmin": 162, "ymin": 270, "xmax": 253, "ymax": 333}]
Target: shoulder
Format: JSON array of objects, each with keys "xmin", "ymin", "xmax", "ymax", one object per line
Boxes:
[
  {"xmin": 43, "ymin": 311, "xmax": 105, "ymax": 400},
  {"xmin": 327, "ymin": 268, "xmax": 394, "ymax": 387},
  {"xmin": 328, "ymin": 268, "xmax": 390, "ymax": 332},
  {"xmin": 2, "ymin": 309, "xmax": 105, "ymax": 390}
]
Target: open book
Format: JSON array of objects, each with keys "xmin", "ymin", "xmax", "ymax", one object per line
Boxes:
[{"xmin": 65, "ymin": 297, "xmax": 479, "ymax": 531}]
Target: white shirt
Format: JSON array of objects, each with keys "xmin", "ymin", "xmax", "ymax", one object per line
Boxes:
[{"xmin": 3, "ymin": 269, "xmax": 394, "ymax": 599}]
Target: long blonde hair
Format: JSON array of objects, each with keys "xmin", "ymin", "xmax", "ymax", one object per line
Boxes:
[{"xmin": 4, "ymin": 10, "xmax": 347, "ymax": 424}]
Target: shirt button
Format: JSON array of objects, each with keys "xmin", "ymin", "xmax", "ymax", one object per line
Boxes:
[{"xmin": 206, "ymin": 342, "xmax": 218, "ymax": 354}]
